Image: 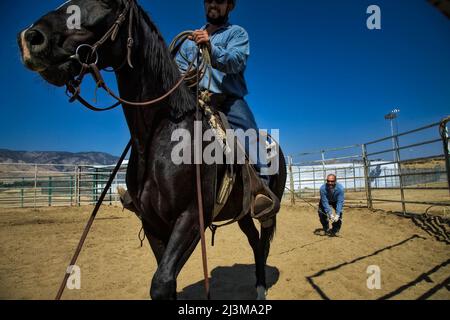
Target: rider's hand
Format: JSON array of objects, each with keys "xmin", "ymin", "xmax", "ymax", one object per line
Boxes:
[{"xmin": 189, "ymin": 30, "xmax": 211, "ymax": 48}]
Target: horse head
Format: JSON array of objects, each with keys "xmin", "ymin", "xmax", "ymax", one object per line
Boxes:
[{"xmin": 17, "ymin": 0, "xmax": 131, "ymax": 87}]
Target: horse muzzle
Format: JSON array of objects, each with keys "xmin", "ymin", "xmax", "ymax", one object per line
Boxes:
[{"xmin": 18, "ymin": 27, "xmax": 50, "ymax": 72}]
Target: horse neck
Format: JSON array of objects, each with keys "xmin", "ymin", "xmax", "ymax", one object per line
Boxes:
[{"xmin": 114, "ymin": 6, "xmax": 195, "ymax": 153}]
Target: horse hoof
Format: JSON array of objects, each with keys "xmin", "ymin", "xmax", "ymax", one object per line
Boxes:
[{"xmin": 256, "ymin": 286, "xmax": 267, "ymax": 300}]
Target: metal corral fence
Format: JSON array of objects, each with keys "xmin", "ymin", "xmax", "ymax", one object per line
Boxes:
[
  {"xmin": 287, "ymin": 117, "xmax": 450, "ymax": 215},
  {"xmin": 0, "ymin": 163, "xmax": 127, "ymax": 208},
  {"xmin": 1, "ymin": 117, "xmax": 449, "ymax": 215}
]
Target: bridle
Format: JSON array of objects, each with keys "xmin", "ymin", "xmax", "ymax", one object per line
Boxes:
[{"xmin": 65, "ymin": 0, "xmax": 197, "ymax": 111}]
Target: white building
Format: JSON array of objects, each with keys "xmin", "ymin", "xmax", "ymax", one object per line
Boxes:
[{"xmin": 288, "ymin": 161, "xmax": 400, "ymax": 191}]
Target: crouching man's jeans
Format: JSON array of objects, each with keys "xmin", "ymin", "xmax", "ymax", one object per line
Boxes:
[{"xmin": 318, "ymin": 201, "xmax": 343, "ymax": 233}]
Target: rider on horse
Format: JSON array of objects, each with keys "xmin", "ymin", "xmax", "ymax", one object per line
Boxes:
[{"xmin": 119, "ymin": 0, "xmax": 279, "ymax": 220}]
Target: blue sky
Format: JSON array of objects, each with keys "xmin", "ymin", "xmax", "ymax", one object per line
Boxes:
[{"xmin": 0, "ymin": 0, "xmax": 449, "ymax": 158}]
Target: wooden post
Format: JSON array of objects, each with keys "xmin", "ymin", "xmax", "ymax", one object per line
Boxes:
[
  {"xmin": 70, "ymin": 175, "xmax": 74, "ymax": 206},
  {"xmin": 440, "ymin": 120, "xmax": 450, "ymax": 195},
  {"xmin": 33, "ymin": 165, "xmax": 38, "ymax": 210},
  {"xmin": 321, "ymin": 151, "xmax": 327, "ymax": 193},
  {"xmin": 93, "ymin": 168, "xmax": 98, "ymax": 204},
  {"xmin": 394, "ymin": 135, "xmax": 407, "ymax": 215},
  {"xmin": 109, "ymin": 170, "xmax": 113, "ymax": 205},
  {"xmin": 321, "ymin": 151, "xmax": 326, "ymax": 180},
  {"xmin": 362, "ymin": 144, "xmax": 373, "ymax": 209},
  {"xmin": 21, "ymin": 177, "xmax": 24, "ymax": 208},
  {"xmin": 74, "ymin": 167, "xmax": 78, "ymax": 207},
  {"xmin": 48, "ymin": 176, "xmax": 53, "ymax": 207},
  {"xmin": 77, "ymin": 166, "xmax": 81, "ymax": 207},
  {"xmin": 343, "ymin": 167, "xmax": 346, "ymax": 190},
  {"xmin": 288, "ymin": 156, "xmax": 295, "ymax": 205},
  {"xmin": 335, "ymin": 168, "xmax": 338, "ymax": 181},
  {"xmin": 313, "ymin": 167, "xmax": 316, "ymax": 198},
  {"xmin": 298, "ymin": 165, "xmax": 302, "ymax": 198}
]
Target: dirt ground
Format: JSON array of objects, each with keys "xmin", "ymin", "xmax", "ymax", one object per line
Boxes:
[{"xmin": 0, "ymin": 203, "xmax": 449, "ymax": 300}]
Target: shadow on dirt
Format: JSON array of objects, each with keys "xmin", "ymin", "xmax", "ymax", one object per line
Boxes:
[{"xmin": 178, "ymin": 264, "xmax": 280, "ymax": 300}]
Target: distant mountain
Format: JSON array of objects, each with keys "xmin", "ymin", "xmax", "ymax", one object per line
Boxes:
[{"xmin": 0, "ymin": 149, "xmax": 119, "ymax": 167}]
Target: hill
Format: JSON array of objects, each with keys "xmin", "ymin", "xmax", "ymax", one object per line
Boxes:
[{"xmin": 0, "ymin": 149, "xmax": 119, "ymax": 173}]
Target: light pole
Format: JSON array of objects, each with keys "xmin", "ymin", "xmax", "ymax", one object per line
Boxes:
[{"xmin": 384, "ymin": 109, "xmax": 400, "ymax": 162}]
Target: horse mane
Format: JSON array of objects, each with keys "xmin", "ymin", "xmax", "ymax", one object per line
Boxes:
[{"xmin": 131, "ymin": 1, "xmax": 196, "ymax": 119}]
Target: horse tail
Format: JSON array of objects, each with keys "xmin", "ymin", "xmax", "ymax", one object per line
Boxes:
[
  {"xmin": 266, "ymin": 217, "xmax": 277, "ymax": 243},
  {"xmin": 263, "ymin": 145, "xmax": 286, "ymax": 243}
]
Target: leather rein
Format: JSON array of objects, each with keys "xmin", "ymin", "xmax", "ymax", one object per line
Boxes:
[{"xmin": 65, "ymin": 0, "xmax": 196, "ymax": 111}]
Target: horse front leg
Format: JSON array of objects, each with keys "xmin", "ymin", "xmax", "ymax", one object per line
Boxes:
[
  {"xmin": 145, "ymin": 230, "xmax": 167, "ymax": 266},
  {"xmin": 150, "ymin": 203, "xmax": 200, "ymax": 300},
  {"xmin": 238, "ymin": 214, "xmax": 267, "ymax": 300},
  {"xmin": 238, "ymin": 214, "xmax": 276, "ymax": 300}
]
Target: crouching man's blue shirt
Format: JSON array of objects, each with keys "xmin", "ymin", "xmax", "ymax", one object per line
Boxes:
[
  {"xmin": 320, "ymin": 183, "xmax": 345, "ymax": 216},
  {"xmin": 175, "ymin": 23, "xmax": 249, "ymax": 98}
]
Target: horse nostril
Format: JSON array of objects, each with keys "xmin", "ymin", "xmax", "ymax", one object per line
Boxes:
[{"xmin": 25, "ymin": 29, "xmax": 46, "ymax": 48}]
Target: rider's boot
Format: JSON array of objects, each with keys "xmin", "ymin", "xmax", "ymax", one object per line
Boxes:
[
  {"xmin": 117, "ymin": 187, "xmax": 140, "ymax": 217},
  {"xmin": 247, "ymin": 167, "xmax": 280, "ymax": 227}
]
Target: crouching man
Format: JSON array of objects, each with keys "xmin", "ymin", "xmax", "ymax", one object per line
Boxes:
[{"xmin": 318, "ymin": 174, "xmax": 345, "ymax": 237}]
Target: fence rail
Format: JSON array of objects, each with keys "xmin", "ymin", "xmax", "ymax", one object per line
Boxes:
[
  {"xmin": 0, "ymin": 164, "xmax": 127, "ymax": 208},
  {"xmin": 286, "ymin": 116, "xmax": 450, "ymax": 215}
]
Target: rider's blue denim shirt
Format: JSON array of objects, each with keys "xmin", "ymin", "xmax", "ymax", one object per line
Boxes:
[
  {"xmin": 320, "ymin": 183, "xmax": 345, "ymax": 216},
  {"xmin": 175, "ymin": 23, "xmax": 249, "ymax": 98}
]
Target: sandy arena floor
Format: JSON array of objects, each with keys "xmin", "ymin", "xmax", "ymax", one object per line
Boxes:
[{"xmin": 0, "ymin": 203, "xmax": 449, "ymax": 300}]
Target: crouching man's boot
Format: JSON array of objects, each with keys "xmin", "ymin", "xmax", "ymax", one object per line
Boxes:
[{"xmin": 117, "ymin": 187, "xmax": 141, "ymax": 218}]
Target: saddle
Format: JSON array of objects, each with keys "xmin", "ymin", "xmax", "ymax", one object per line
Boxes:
[
  {"xmin": 198, "ymin": 92, "xmax": 280, "ymax": 228},
  {"xmin": 118, "ymin": 92, "xmax": 280, "ymax": 229}
]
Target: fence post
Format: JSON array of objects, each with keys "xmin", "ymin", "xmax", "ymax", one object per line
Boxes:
[
  {"xmin": 109, "ymin": 170, "xmax": 113, "ymax": 205},
  {"xmin": 394, "ymin": 135, "xmax": 407, "ymax": 215},
  {"xmin": 48, "ymin": 176, "xmax": 52, "ymax": 207},
  {"xmin": 33, "ymin": 165, "xmax": 38, "ymax": 210},
  {"xmin": 321, "ymin": 150, "xmax": 326, "ymax": 183},
  {"xmin": 75, "ymin": 167, "xmax": 78, "ymax": 206},
  {"xmin": 362, "ymin": 144, "xmax": 373, "ymax": 209},
  {"xmin": 21, "ymin": 177, "xmax": 24, "ymax": 208},
  {"xmin": 384, "ymin": 168, "xmax": 387, "ymax": 188},
  {"xmin": 70, "ymin": 175, "xmax": 74, "ymax": 206},
  {"xmin": 77, "ymin": 166, "xmax": 81, "ymax": 207},
  {"xmin": 440, "ymin": 119, "xmax": 450, "ymax": 195},
  {"xmin": 352, "ymin": 162, "xmax": 357, "ymax": 192},
  {"xmin": 313, "ymin": 167, "xmax": 316, "ymax": 197},
  {"xmin": 298, "ymin": 165, "xmax": 302, "ymax": 198},
  {"xmin": 390, "ymin": 168, "xmax": 394, "ymax": 188},
  {"xmin": 93, "ymin": 168, "xmax": 98, "ymax": 204},
  {"xmin": 288, "ymin": 156, "xmax": 295, "ymax": 205}
]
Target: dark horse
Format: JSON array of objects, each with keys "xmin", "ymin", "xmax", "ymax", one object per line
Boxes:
[{"xmin": 18, "ymin": 0, "xmax": 286, "ymax": 300}]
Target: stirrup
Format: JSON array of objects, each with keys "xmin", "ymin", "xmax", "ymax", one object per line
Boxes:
[
  {"xmin": 253, "ymin": 194, "xmax": 275, "ymax": 218},
  {"xmin": 251, "ymin": 190, "xmax": 280, "ymax": 222}
]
